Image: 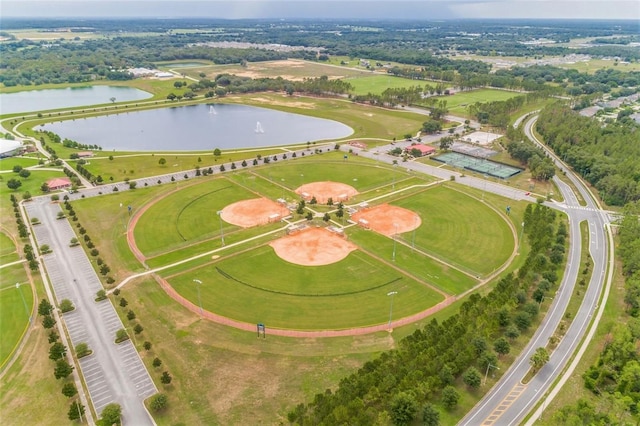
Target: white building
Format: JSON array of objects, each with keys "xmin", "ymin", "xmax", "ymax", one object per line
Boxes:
[{"xmin": 0, "ymin": 139, "xmax": 23, "ymax": 158}]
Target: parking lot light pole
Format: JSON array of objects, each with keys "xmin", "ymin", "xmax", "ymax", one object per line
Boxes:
[
  {"xmin": 216, "ymin": 211, "xmax": 225, "ymax": 246},
  {"xmin": 387, "ymin": 291, "xmax": 398, "ymax": 330},
  {"xmin": 484, "ymin": 363, "xmax": 500, "ymax": 385},
  {"xmin": 193, "ymin": 279, "xmax": 203, "ymax": 315}
]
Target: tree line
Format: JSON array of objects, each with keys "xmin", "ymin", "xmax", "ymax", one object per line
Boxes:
[
  {"xmin": 536, "ymin": 103, "xmax": 640, "ymax": 206},
  {"xmin": 289, "ymin": 203, "xmax": 565, "ymax": 425}
]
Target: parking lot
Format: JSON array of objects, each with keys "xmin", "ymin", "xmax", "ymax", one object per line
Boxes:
[{"xmin": 25, "ymin": 200, "xmax": 156, "ymax": 424}]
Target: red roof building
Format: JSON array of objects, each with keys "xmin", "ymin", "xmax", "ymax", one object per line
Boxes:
[
  {"xmin": 47, "ymin": 177, "xmax": 72, "ymax": 190},
  {"xmin": 408, "ymin": 144, "xmax": 436, "ymax": 157}
]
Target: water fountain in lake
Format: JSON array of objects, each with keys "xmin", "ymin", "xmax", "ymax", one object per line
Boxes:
[
  {"xmin": 209, "ymin": 106, "xmax": 217, "ymax": 115},
  {"xmin": 255, "ymin": 121, "xmax": 264, "ymax": 133}
]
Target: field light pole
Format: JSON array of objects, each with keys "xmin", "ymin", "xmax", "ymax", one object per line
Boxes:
[
  {"xmin": 392, "ymin": 223, "xmax": 398, "ymax": 262},
  {"xmin": 193, "ymin": 279, "xmax": 203, "ymax": 315},
  {"xmin": 15, "ymin": 283, "xmax": 31, "ymax": 323},
  {"xmin": 387, "ymin": 291, "xmax": 398, "ymax": 331},
  {"xmin": 216, "ymin": 211, "xmax": 225, "ymax": 246},
  {"xmin": 484, "ymin": 363, "xmax": 500, "ymax": 385}
]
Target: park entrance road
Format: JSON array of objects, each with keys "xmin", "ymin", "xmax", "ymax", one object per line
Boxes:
[{"xmin": 25, "ymin": 199, "xmax": 156, "ymax": 425}]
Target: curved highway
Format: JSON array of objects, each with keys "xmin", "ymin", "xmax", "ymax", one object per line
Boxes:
[{"xmin": 460, "ymin": 116, "xmax": 611, "ymax": 425}]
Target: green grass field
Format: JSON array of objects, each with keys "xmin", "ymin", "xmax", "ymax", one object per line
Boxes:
[
  {"xmin": 393, "ymin": 185, "xmax": 514, "ymax": 275},
  {"xmin": 0, "ymin": 264, "xmax": 33, "ymax": 368},
  {"xmin": 0, "ymin": 169, "xmax": 68, "ymax": 199},
  {"xmin": 345, "ymin": 74, "xmax": 433, "ymax": 96},
  {"xmin": 0, "ymin": 157, "xmax": 42, "ymax": 172},
  {"xmin": 427, "ymin": 89, "xmax": 522, "ymax": 115},
  {"xmin": 167, "ymin": 245, "xmax": 444, "ymax": 329}
]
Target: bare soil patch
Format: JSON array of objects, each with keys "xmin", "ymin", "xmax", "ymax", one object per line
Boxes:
[
  {"xmin": 351, "ymin": 204, "xmax": 421, "ymax": 236},
  {"xmin": 220, "ymin": 198, "xmax": 290, "ymax": 228},
  {"xmin": 270, "ymin": 227, "xmax": 357, "ymax": 266},
  {"xmin": 295, "ymin": 181, "xmax": 358, "ymax": 204}
]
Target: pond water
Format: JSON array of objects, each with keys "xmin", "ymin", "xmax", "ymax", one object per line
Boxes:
[
  {"xmin": 41, "ymin": 103, "xmax": 353, "ymax": 151},
  {"xmin": 0, "ymin": 86, "xmax": 152, "ymax": 115}
]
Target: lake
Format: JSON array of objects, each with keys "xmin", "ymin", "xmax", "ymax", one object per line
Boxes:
[
  {"xmin": 0, "ymin": 86, "xmax": 152, "ymax": 115},
  {"xmin": 41, "ymin": 103, "xmax": 353, "ymax": 151}
]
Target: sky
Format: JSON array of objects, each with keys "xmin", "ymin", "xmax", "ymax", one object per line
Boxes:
[{"xmin": 1, "ymin": 0, "xmax": 639, "ymax": 20}]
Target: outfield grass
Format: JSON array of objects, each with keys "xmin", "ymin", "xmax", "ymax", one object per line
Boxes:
[
  {"xmin": 348, "ymin": 227, "xmax": 478, "ymax": 295},
  {"xmin": 393, "ymin": 185, "xmax": 514, "ymax": 275},
  {"xmin": 167, "ymin": 245, "xmax": 443, "ymax": 330},
  {"xmin": 134, "ymin": 177, "xmax": 253, "ymax": 256},
  {"xmin": 0, "ymin": 264, "xmax": 33, "ymax": 367}
]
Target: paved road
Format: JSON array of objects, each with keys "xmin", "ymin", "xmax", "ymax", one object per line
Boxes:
[
  {"xmin": 459, "ymin": 116, "xmax": 610, "ymax": 425},
  {"xmin": 25, "ymin": 199, "xmax": 156, "ymax": 425}
]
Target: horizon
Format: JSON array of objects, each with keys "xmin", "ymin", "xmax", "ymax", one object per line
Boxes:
[{"xmin": 2, "ymin": 1, "xmax": 639, "ymax": 20}]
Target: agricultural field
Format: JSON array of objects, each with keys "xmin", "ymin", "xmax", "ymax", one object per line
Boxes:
[
  {"xmin": 177, "ymin": 59, "xmax": 370, "ymax": 81},
  {"xmin": 345, "ymin": 74, "xmax": 434, "ymax": 96}
]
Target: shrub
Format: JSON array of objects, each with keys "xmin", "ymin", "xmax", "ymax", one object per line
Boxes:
[
  {"xmin": 150, "ymin": 393, "xmax": 168, "ymax": 411},
  {"xmin": 59, "ymin": 299, "xmax": 74, "ymax": 313}
]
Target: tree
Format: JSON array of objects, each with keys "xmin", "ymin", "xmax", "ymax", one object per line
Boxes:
[
  {"xmin": 494, "ymin": 337, "xmax": 511, "ymax": 356},
  {"xmin": 7, "ymin": 178, "xmax": 22, "ymax": 191},
  {"xmin": 49, "ymin": 342, "xmax": 67, "ymax": 361},
  {"xmin": 530, "ymin": 347, "xmax": 550, "ymax": 371},
  {"xmin": 152, "ymin": 357, "xmax": 162, "ymax": 368},
  {"xmin": 101, "ymin": 403, "xmax": 122, "ymax": 425},
  {"xmin": 422, "ymin": 119, "xmax": 442, "ymax": 134},
  {"xmin": 68, "ymin": 401, "xmax": 85, "ymax": 421},
  {"xmin": 40, "ymin": 182, "xmax": 50, "ymax": 193},
  {"xmin": 134, "ymin": 323, "xmax": 143, "ymax": 334},
  {"xmin": 127, "ymin": 310, "xmax": 136, "ymax": 321},
  {"xmin": 75, "ymin": 342, "xmax": 91, "ymax": 358},
  {"xmin": 213, "ymin": 148, "xmax": 221, "ymax": 157},
  {"xmin": 110, "ymin": 97, "xmax": 116, "ymax": 103},
  {"xmin": 143, "ymin": 341, "xmax": 152, "ymax": 351},
  {"xmin": 54, "ymin": 359, "xmax": 74, "ymax": 379},
  {"xmin": 150, "ymin": 393, "xmax": 168, "ymax": 412},
  {"xmin": 96, "ymin": 289, "xmax": 107, "ymax": 301},
  {"xmin": 158, "ymin": 157, "xmax": 166, "ymax": 166},
  {"xmin": 60, "ymin": 299, "xmax": 74, "ymax": 313},
  {"xmin": 441, "ymin": 386, "xmax": 460, "ymax": 410},
  {"xmin": 115, "ymin": 328, "xmax": 129, "ymax": 343},
  {"xmin": 305, "ymin": 212, "xmax": 313, "ymax": 221},
  {"xmin": 69, "ymin": 237, "xmax": 79, "ymax": 246},
  {"xmin": 13, "ymin": 165, "xmax": 23, "ymax": 173},
  {"xmin": 22, "ymin": 191, "xmax": 32, "ymax": 201},
  {"xmin": 160, "ymin": 371, "xmax": 172, "ymax": 384},
  {"xmin": 462, "ymin": 366, "xmax": 482, "ymax": 389},
  {"xmin": 42, "ymin": 315, "xmax": 56, "ymax": 329},
  {"xmin": 439, "ymin": 136, "xmax": 454, "ymax": 151},
  {"xmin": 309, "ymin": 196, "xmax": 317, "ymax": 205},
  {"xmin": 322, "ymin": 213, "xmax": 331, "ymax": 222},
  {"xmin": 119, "ymin": 298, "xmax": 128, "ymax": 308},
  {"xmin": 61, "ymin": 382, "xmax": 77, "ymax": 398},
  {"xmin": 38, "ymin": 299, "xmax": 54, "ymax": 316},
  {"xmin": 19, "ymin": 169, "xmax": 31, "ymax": 179},
  {"xmin": 390, "ymin": 392, "xmax": 418, "ymax": 426},
  {"xmin": 422, "ymin": 403, "xmax": 440, "ymax": 426}
]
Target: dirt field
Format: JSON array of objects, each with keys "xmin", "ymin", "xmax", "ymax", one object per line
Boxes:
[
  {"xmin": 295, "ymin": 181, "xmax": 358, "ymax": 204},
  {"xmin": 351, "ymin": 204, "xmax": 421, "ymax": 236},
  {"xmin": 269, "ymin": 227, "xmax": 357, "ymax": 266},
  {"xmin": 220, "ymin": 198, "xmax": 290, "ymax": 228}
]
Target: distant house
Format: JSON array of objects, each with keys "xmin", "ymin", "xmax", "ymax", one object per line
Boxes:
[
  {"xmin": 77, "ymin": 151, "xmax": 94, "ymax": 158},
  {"xmin": 46, "ymin": 177, "xmax": 72, "ymax": 191},
  {"xmin": 408, "ymin": 144, "xmax": 436, "ymax": 157}
]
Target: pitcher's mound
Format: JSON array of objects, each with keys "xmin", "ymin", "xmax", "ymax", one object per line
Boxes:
[
  {"xmin": 295, "ymin": 181, "xmax": 358, "ymax": 204},
  {"xmin": 351, "ymin": 204, "xmax": 421, "ymax": 236},
  {"xmin": 270, "ymin": 227, "xmax": 357, "ymax": 266},
  {"xmin": 220, "ymin": 198, "xmax": 290, "ymax": 228}
]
